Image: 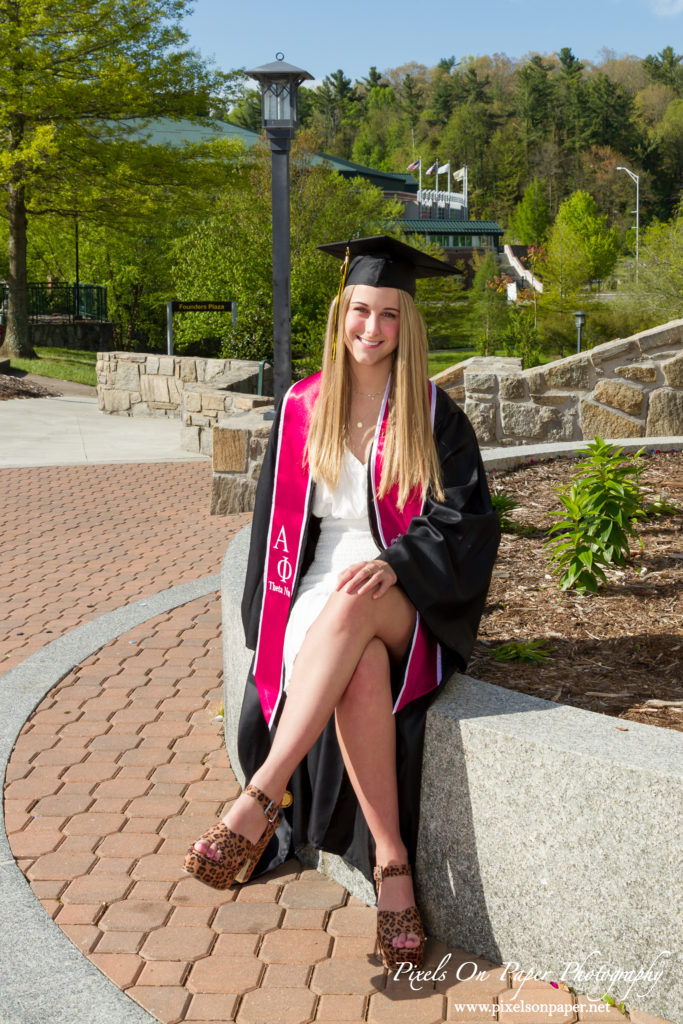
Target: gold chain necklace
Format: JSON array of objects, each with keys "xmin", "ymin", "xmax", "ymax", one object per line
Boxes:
[{"xmin": 352, "ymin": 386, "xmax": 384, "ymax": 429}]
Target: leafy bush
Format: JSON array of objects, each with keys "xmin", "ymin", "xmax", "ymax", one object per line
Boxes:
[
  {"xmin": 491, "ymin": 492, "xmax": 519, "ymax": 531},
  {"xmin": 545, "ymin": 437, "xmax": 646, "ymax": 594}
]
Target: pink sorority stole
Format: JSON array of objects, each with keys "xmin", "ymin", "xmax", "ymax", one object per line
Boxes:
[
  {"xmin": 253, "ymin": 374, "xmax": 322, "ymax": 727},
  {"xmin": 253, "ymin": 373, "xmax": 441, "ymax": 727},
  {"xmin": 370, "ymin": 379, "xmax": 442, "ymax": 713}
]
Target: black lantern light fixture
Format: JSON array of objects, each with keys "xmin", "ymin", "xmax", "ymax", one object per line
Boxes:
[
  {"xmin": 573, "ymin": 310, "xmax": 587, "ymax": 354},
  {"xmin": 247, "ymin": 54, "xmax": 313, "ymax": 409}
]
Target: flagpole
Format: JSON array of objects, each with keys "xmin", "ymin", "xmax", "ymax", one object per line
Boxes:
[{"xmin": 435, "ymin": 157, "xmax": 439, "ymax": 198}]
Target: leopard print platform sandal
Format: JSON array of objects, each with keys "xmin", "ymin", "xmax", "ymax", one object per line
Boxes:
[
  {"xmin": 183, "ymin": 784, "xmax": 280, "ymax": 890},
  {"xmin": 373, "ymin": 863, "xmax": 426, "ymax": 970}
]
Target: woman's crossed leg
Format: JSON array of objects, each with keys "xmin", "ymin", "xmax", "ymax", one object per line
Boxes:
[{"xmin": 194, "ymin": 571, "xmax": 420, "ymax": 950}]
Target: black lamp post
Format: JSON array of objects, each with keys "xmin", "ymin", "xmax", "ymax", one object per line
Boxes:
[
  {"xmin": 573, "ymin": 310, "xmax": 587, "ymax": 354},
  {"xmin": 246, "ymin": 54, "xmax": 313, "ymax": 409}
]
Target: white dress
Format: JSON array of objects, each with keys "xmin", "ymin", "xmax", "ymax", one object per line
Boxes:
[{"xmin": 282, "ymin": 447, "xmax": 380, "ymax": 691}]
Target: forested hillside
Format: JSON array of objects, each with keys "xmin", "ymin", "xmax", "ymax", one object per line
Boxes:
[{"xmin": 230, "ymin": 46, "xmax": 682, "ymax": 230}]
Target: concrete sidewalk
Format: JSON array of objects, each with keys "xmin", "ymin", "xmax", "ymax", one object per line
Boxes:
[{"xmin": 0, "ymin": 394, "xmax": 204, "ymax": 468}]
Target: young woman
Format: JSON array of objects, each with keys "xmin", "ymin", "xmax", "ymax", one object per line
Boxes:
[{"xmin": 183, "ymin": 236, "xmax": 500, "ymax": 969}]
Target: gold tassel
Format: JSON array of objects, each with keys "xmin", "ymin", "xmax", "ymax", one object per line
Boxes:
[{"xmin": 332, "ymin": 245, "xmax": 350, "ymax": 361}]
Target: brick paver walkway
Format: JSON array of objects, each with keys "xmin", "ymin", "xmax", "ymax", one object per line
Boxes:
[{"xmin": 1, "ymin": 463, "xmax": 667, "ymax": 1024}]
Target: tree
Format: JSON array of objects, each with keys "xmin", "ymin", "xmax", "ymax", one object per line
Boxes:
[
  {"xmin": 468, "ymin": 252, "xmax": 509, "ymax": 356},
  {"xmin": 508, "ymin": 178, "xmax": 551, "ymax": 245},
  {"xmin": 516, "ymin": 55, "xmax": 554, "ymax": 157},
  {"xmin": 620, "ymin": 211, "xmax": 683, "ymax": 323},
  {"xmin": 0, "ymin": 0, "xmax": 218, "ymax": 358},
  {"xmin": 642, "ymin": 46, "xmax": 683, "ymax": 97},
  {"xmin": 310, "ymin": 70, "xmax": 357, "ymax": 155},
  {"xmin": 583, "ymin": 73, "xmax": 640, "ymax": 156},
  {"xmin": 554, "ymin": 190, "xmax": 620, "ymax": 284}
]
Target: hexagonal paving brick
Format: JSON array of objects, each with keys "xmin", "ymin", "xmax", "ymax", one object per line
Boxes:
[
  {"xmin": 186, "ymin": 955, "xmax": 263, "ymax": 995},
  {"xmin": 498, "ymin": 980, "xmax": 576, "ymax": 1023},
  {"xmin": 99, "ymin": 900, "xmax": 171, "ymax": 931},
  {"xmin": 170, "ymin": 877, "xmax": 236, "ymax": 907},
  {"xmin": 89, "ymin": 952, "xmax": 143, "ymax": 990},
  {"xmin": 139, "ymin": 925, "xmax": 214, "ymax": 962},
  {"xmin": 445, "ymin": 977, "xmax": 508, "ymax": 1020},
  {"xmin": 127, "ymin": 985, "xmax": 190, "ymax": 1024},
  {"xmin": 311, "ymin": 957, "xmax": 381, "ymax": 995},
  {"xmin": 212, "ymin": 901, "xmax": 284, "ymax": 934},
  {"xmin": 236, "ymin": 987, "xmax": 316, "ymax": 1024},
  {"xmin": 278, "ymin": 877, "xmax": 346, "ymax": 909},
  {"xmin": 132, "ymin": 854, "xmax": 186, "ymax": 881},
  {"xmin": 151, "ymin": 763, "xmax": 207, "ymax": 784},
  {"xmin": 136, "ymin": 960, "xmax": 188, "ymax": 987},
  {"xmin": 374, "ymin": 990, "xmax": 450, "ymax": 1022},
  {"xmin": 327, "ymin": 905, "xmax": 377, "ymax": 936},
  {"xmin": 60, "ymin": 876, "xmax": 133, "ymax": 904},
  {"xmin": 63, "ymin": 812, "xmax": 126, "ymax": 835},
  {"xmin": 26, "ymin": 851, "xmax": 96, "ymax": 880},
  {"xmin": 186, "ymin": 993, "xmax": 240, "ymax": 1021},
  {"xmin": 315, "ymin": 993, "xmax": 368, "ymax": 1020},
  {"xmin": 259, "ymin": 928, "xmax": 332, "ymax": 965},
  {"xmin": 30, "ymin": 793, "xmax": 93, "ymax": 816},
  {"xmin": 91, "ymin": 778, "xmax": 151, "ymax": 800},
  {"xmin": 125, "ymin": 795, "xmax": 185, "ymax": 818},
  {"xmin": 96, "ymin": 832, "xmax": 163, "ymax": 858}
]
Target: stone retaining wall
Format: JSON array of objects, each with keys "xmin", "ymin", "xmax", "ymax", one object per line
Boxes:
[
  {"xmin": 434, "ymin": 319, "xmax": 683, "ymax": 445},
  {"xmin": 30, "ymin": 319, "xmax": 113, "ymax": 351},
  {"xmin": 96, "ymin": 352, "xmax": 272, "ymax": 419}
]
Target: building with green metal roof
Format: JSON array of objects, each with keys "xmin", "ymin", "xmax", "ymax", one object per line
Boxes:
[
  {"xmin": 390, "ymin": 219, "xmax": 503, "ymax": 251},
  {"xmin": 117, "ymin": 118, "xmax": 502, "ymax": 254}
]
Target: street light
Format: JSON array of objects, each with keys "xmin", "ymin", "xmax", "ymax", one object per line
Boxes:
[
  {"xmin": 247, "ymin": 54, "xmax": 313, "ymax": 409},
  {"xmin": 573, "ymin": 310, "xmax": 586, "ymax": 354},
  {"xmin": 616, "ymin": 165, "xmax": 640, "ymax": 281}
]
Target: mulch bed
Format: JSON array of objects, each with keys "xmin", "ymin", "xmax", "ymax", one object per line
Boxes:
[
  {"xmin": 476, "ymin": 449, "xmax": 682, "ymax": 732},
  {"xmin": 0, "ymin": 373, "xmax": 62, "ymax": 400}
]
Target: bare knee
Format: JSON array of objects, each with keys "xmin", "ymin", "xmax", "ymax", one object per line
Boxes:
[{"xmin": 323, "ymin": 589, "xmax": 373, "ymax": 637}]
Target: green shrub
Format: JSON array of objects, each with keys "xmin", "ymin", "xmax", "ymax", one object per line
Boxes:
[
  {"xmin": 491, "ymin": 492, "xmax": 519, "ymax": 531},
  {"xmin": 545, "ymin": 437, "xmax": 646, "ymax": 594}
]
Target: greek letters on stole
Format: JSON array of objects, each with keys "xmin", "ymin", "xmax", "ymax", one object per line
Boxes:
[{"xmin": 253, "ymin": 373, "xmax": 441, "ymax": 728}]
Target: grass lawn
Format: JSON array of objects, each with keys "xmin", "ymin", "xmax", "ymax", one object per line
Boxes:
[
  {"xmin": 8, "ymin": 347, "xmax": 98, "ymax": 387},
  {"xmin": 428, "ymin": 348, "xmax": 565, "ymax": 377},
  {"xmin": 428, "ymin": 350, "xmax": 478, "ymax": 376}
]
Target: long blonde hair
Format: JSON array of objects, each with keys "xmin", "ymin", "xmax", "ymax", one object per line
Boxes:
[{"xmin": 305, "ymin": 285, "xmax": 445, "ymax": 508}]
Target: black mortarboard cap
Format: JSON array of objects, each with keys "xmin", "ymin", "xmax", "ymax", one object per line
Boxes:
[{"xmin": 317, "ymin": 235, "xmax": 456, "ymax": 297}]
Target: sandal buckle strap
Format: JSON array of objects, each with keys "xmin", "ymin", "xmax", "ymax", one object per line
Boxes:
[
  {"xmin": 373, "ymin": 862, "xmax": 412, "ymax": 890},
  {"xmin": 263, "ymin": 799, "xmax": 278, "ymax": 823},
  {"xmin": 245, "ymin": 783, "xmax": 280, "ymax": 823}
]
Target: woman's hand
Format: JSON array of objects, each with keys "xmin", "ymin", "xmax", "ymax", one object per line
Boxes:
[{"xmin": 336, "ymin": 559, "xmax": 398, "ymax": 599}]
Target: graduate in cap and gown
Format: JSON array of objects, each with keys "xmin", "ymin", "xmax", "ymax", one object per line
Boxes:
[{"xmin": 183, "ymin": 236, "xmax": 500, "ymax": 969}]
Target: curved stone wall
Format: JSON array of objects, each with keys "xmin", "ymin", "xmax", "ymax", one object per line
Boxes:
[{"xmin": 433, "ymin": 318, "xmax": 683, "ymax": 445}]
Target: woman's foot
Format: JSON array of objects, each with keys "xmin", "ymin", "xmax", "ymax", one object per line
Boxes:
[
  {"xmin": 183, "ymin": 784, "xmax": 281, "ymax": 890},
  {"xmin": 376, "ymin": 866, "xmax": 422, "ymax": 950},
  {"xmin": 193, "ymin": 773, "xmax": 283, "ymax": 862}
]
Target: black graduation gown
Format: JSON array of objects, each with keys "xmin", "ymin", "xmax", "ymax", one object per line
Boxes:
[{"xmin": 237, "ymin": 383, "xmax": 500, "ymax": 885}]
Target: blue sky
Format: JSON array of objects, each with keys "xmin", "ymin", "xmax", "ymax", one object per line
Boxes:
[{"xmin": 182, "ymin": 0, "xmax": 682, "ymax": 84}]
